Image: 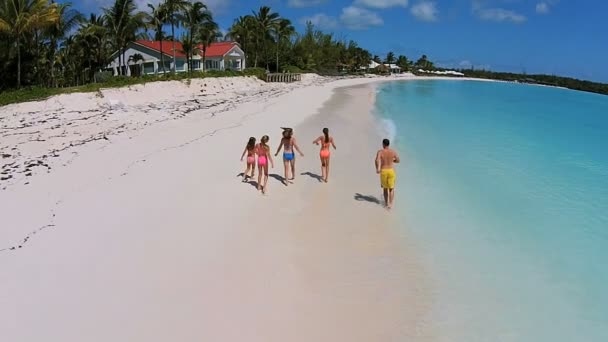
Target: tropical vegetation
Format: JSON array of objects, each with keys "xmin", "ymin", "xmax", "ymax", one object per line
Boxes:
[
  {"xmin": 458, "ymin": 69, "xmax": 608, "ymax": 96},
  {"xmin": 0, "ymin": 0, "xmax": 376, "ymax": 92}
]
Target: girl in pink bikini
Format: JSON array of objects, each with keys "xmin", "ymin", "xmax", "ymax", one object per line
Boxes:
[
  {"xmin": 256, "ymin": 135, "xmax": 274, "ymax": 194},
  {"xmin": 240, "ymin": 137, "xmax": 256, "ymax": 182},
  {"xmin": 313, "ymin": 128, "xmax": 336, "ymax": 183}
]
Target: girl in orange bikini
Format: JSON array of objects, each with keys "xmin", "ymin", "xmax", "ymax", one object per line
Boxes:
[
  {"xmin": 313, "ymin": 128, "xmax": 336, "ymax": 183},
  {"xmin": 240, "ymin": 137, "xmax": 256, "ymax": 182},
  {"xmin": 255, "ymin": 135, "xmax": 274, "ymax": 194}
]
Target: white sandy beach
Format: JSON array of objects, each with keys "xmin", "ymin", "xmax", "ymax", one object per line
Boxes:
[{"xmin": 0, "ymin": 73, "xmax": 465, "ymax": 341}]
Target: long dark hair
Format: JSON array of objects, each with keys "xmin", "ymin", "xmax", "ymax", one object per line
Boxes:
[
  {"xmin": 282, "ymin": 127, "xmax": 293, "ymax": 140},
  {"xmin": 247, "ymin": 137, "xmax": 256, "ymax": 151},
  {"xmin": 323, "ymin": 128, "xmax": 329, "ymax": 143}
]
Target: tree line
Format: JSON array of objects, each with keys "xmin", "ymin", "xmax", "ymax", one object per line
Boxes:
[
  {"xmin": 459, "ymin": 69, "xmax": 608, "ymax": 96},
  {"xmin": 0, "ymin": 0, "xmax": 381, "ymax": 91}
]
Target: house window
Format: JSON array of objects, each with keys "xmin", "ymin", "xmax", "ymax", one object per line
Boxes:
[
  {"xmin": 205, "ymin": 60, "xmax": 220, "ymax": 70},
  {"xmin": 157, "ymin": 60, "xmax": 171, "ymax": 72},
  {"xmin": 143, "ymin": 62, "xmax": 155, "ymax": 74},
  {"xmin": 191, "ymin": 60, "xmax": 201, "ymax": 70},
  {"xmin": 175, "ymin": 60, "xmax": 185, "ymax": 71}
]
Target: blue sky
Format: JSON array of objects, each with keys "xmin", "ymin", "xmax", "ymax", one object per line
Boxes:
[{"xmin": 71, "ymin": 0, "xmax": 608, "ymax": 82}]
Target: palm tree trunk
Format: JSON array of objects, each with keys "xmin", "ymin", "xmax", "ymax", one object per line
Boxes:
[
  {"xmin": 17, "ymin": 38, "xmax": 21, "ymax": 88},
  {"xmin": 276, "ymin": 39, "xmax": 280, "ymax": 72},
  {"xmin": 35, "ymin": 31, "xmax": 40, "ymax": 85},
  {"xmin": 202, "ymin": 48, "xmax": 206, "ymax": 72},
  {"xmin": 50, "ymin": 39, "xmax": 56, "ymax": 87},
  {"xmin": 160, "ymin": 42, "xmax": 165, "ymax": 74},
  {"xmin": 171, "ymin": 21, "xmax": 176, "ymax": 73},
  {"xmin": 122, "ymin": 49, "xmax": 127, "ymax": 76},
  {"xmin": 254, "ymin": 36, "xmax": 258, "ymax": 67}
]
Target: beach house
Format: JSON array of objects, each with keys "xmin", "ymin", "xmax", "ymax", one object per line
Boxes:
[
  {"xmin": 107, "ymin": 40, "xmax": 246, "ymax": 76},
  {"xmin": 361, "ymin": 61, "xmax": 402, "ymax": 74}
]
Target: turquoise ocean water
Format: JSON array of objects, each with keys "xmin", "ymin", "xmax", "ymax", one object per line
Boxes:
[{"xmin": 375, "ymin": 80, "xmax": 608, "ymax": 341}]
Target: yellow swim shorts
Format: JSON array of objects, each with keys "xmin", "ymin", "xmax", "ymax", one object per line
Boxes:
[{"xmin": 380, "ymin": 168, "xmax": 396, "ymax": 189}]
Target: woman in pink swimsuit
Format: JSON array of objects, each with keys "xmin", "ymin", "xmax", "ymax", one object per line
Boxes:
[
  {"xmin": 313, "ymin": 128, "xmax": 336, "ymax": 183},
  {"xmin": 255, "ymin": 135, "xmax": 274, "ymax": 194},
  {"xmin": 240, "ymin": 137, "xmax": 256, "ymax": 182}
]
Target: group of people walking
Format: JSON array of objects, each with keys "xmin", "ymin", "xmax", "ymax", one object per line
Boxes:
[
  {"xmin": 240, "ymin": 127, "xmax": 399, "ymax": 210},
  {"xmin": 240, "ymin": 127, "xmax": 337, "ymax": 194}
]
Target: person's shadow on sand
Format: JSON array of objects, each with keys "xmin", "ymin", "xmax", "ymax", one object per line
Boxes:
[
  {"xmin": 237, "ymin": 173, "xmax": 259, "ymax": 190},
  {"xmin": 269, "ymin": 173, "xmax": 287, "ymax": 185},
  {"xmin": 301, "ymin": 172, "xmax": 323, "ymax": 182},
  {"xmin": 354, "ymin": 193, "xmax": 383, "ymax": 206}
]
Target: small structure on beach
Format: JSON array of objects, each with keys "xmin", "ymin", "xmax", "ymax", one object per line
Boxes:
[
  {"xmin": 418, "ymin": 69, "xmax": 465, "ymax": 77},
  {"xmin": 362, "ymin": 61, "xmax": 402, "ymax": 74},
  {"xmin": 107, "ymin": 41, "xmax": 246, "ymax": 76},
  {"xmin": 265, "ymin": 73, "xmax": 302, "ymax": 83}
]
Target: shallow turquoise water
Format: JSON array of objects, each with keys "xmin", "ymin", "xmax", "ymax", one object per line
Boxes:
[{"xmin": 375, "ymin": 80, "xmax": 608, "ymax": 341}]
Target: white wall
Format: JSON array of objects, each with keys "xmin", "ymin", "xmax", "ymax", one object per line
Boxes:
[{"xmin": 108, "ymin": 43, "xmax": 248, "ymax": 75}]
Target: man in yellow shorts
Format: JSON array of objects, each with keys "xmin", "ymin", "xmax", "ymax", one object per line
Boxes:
[{"xmin": 375, "ymin": 138, "xmax": 400, "ymax": 210}]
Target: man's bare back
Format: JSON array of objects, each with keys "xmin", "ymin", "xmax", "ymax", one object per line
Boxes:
[{"xmin": 376, "ymin": 148, "xmax": 400, "ymax": 170}]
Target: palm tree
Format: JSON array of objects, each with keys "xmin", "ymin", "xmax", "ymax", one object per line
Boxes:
[
  {"xmin": 145, "ymin": 3, "xmax": 167, "ymax": 73},
  {"xmin": 179, "ymin": 33, "xmax": 197, "ymax": 73},
  {"xmin": 396, "ymin": 55, "xmax": 409, "ymax": 71},
  {"xmin": 373, "ymin": 55, "xmax": 381, "ymax": 64},
  {"xmin": 47, "ymin": 2, "xmax": 83, "ymax": 87},
  {"xmin": 385, "ymin": 51, "xmax": 395, "ymax": 66},
  {"xmin": 273, "ymin": 18, "xmax": 294, "ymax": 72},
  {"xmin": 227, "ymin": 15, "xmax": 255, "ymax": 63},
  {"xmin": 128, "ymin": 52, "xmax": 144, "ymax": 76},
  {"xmin": 416, "ymin": 54, "xmax": 434, "ymax": 70},
  {"xmin": 103, "ymin": 0, "xmax": 145, "ymax": 76},
  {"xmin": 181, "ymin": 1, "xmax": 212, "ymax": 73},
  {"xmin": 164, "ymin": 0, "xmax": 188, "ymax": 73},
  {"xmin": 0, "ymin": 0, "xmax": 60, "ymax": 88},
  {"xmin": 77, "ymin": 13, "xmax": 109, "ymax": 82},
  {"xmin": 198, "ymin": 20, "xmax": 220, "ymax": 72},
  {"xmin": 251, "ymin": 6, "xmax": 280, "ymax": 69}
]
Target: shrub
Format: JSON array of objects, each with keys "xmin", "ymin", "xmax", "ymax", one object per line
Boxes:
[
  {"xmin": 94, "ymin": 71, "xmax": 114, "ymax": 83},
  {"xmin": 243, "ymin": 67, "xmax": 267, "ymax": 80},
  {"xmin": 281, "ymin": 65, "xmax": 302, "ymax": 73}
]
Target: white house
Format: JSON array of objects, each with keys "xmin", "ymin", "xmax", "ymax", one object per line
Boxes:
[
  {"xmin": 418, "ymin": 69, "xmax": 465, "ymax": 76},
  {"xmin": 361, "ymin": 61, "xmax": 402, "ymax": 73},
  {"xmin": 107, "ymin": 40, "xmax": 246, "ymax": 76},
  {"xmin": 387, "ymin": 64, "xmax": 402, "ymax": 73}
]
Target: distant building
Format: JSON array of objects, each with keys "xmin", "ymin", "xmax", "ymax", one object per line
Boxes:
[
  {"xmin": 418, "ymin": 69, "xmax": 465, "ymax": 77},
  {"xmin": 361, "ymin": 61, "xmax": 402, "ymax": 74},
  {"xmin": 107, "ymin": 40, "xmax": 246, "ymax": 76}
]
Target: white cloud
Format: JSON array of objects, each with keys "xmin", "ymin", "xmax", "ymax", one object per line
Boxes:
[
  {"xmin": 536, "ymin": 2, "xmax": 549, "ymax": 14},
  {"xmin": 299, "ymin": 13, "xmax": 338, "ymax": 30},
  {"xmin": 471, "ymin": 1, "xmax": 526, "ymax": 24},
  {"xmin": 339, "ymin": 6, "xmax": 384, "ymax": 30},
  {"xmin": 288, "ymin": 0, "xmax": 327, "ymax": 8},
  {"xmin": 475, "ymin": 8, "xmax": 526, "ymax": 23},
  {"xmin": 410, "ymin": 1, "xmax": 438, "ymax": 22},
  {"xmin": 354, "ymin": 0, "xmax": 408, "ymax": 9}
]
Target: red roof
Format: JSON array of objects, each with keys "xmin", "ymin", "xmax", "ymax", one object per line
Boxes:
[
  {"xmin": 197, "ymin": 41, "xmax": 238, "ymax": 57},
  {"xmin": 134, "ymin": 40, "xmax": 238, "ymax": 58}
]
